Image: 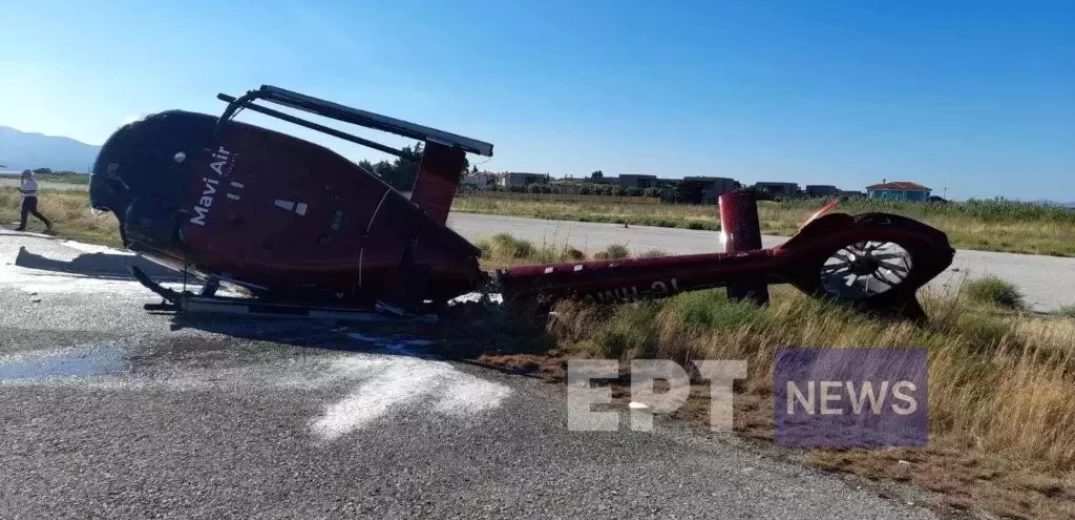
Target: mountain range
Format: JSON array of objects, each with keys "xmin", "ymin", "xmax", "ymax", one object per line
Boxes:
[{"xmin": 0, "ymin": 126, "xmax": 101, "ymax": 172}]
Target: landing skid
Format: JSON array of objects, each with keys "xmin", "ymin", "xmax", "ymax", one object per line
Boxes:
[{"xmin": 129, "ymin": 266, "xmax": 437, "ymax": 323}]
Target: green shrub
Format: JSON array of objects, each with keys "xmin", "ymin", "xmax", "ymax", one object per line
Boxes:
[
  {"xmin": 665, "ymin": 289, "xmax": 771, "ymax": 331},
  {"xmin": 485, "ymin": 233, "xmax": 534, "ymax": 259},
  {"xmin": 953, "ymin": 313, "xmax": 1013, "ymax": 350},
  {"xmin": 594, "ymin": 303, "xmax": 661, "ymax": 359},
  {"xmin": 562, "ymin": 247, "xmax": 586, "ymax": 261},
  {"xmin": 1056, "ymin": 305, "xmax": 1075, "ymax": 318},
  {"xmin": 604, "ymin": 244, "xmax": 630, "ymax": 259},
  {"xmin": 476, "ymin": 234, "xmax": 591, "ymax": 265},
  {"xmin": 964, "ymin": 277, "xmax": 1025, "ymax": 309}
]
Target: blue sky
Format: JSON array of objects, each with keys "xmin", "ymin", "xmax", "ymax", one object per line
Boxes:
[{"xmin": 1, "ymin": 0, "xmax": 1072, "ymax": 200}]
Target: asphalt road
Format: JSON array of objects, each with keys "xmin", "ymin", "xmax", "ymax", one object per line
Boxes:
[
  {"xmin": 0, "ymin": 230, "xmax": 936, "ymax": 519},
  {"xmin": 448, "ymin": 212, "xmax": 1075, "ymax": 312},
  {"xmin": 0, "ymin": 177, "xmax": 89, "ymax": 192}
]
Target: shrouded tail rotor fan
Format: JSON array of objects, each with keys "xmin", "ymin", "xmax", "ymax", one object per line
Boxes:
[{"xmin": 820, "ymin": 241, "xmax": 914, "ymax": 301}]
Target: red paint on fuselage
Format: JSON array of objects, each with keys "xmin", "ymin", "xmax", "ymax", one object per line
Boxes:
[{"xmin": 101, "ymin": 113, "xmax": 482, "ymax": 304}]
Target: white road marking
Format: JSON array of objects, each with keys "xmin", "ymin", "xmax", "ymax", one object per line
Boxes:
[
  {"xmin": 295, "ymin": 202, "xmax": 308, "ymax": 216},
  {"xmin": 275, "ymin": 200, "xmax": 295, "ymax": 211}
]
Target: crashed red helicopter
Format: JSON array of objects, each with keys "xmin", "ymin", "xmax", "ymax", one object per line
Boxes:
[{"xmin": 89, "ymin": 85, "xmax": 954, "ymax": 319}]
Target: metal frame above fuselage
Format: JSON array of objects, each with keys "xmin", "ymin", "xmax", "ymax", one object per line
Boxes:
[{"xmin": 215, "ymin": 85, "xmax": 494, "ymax": 159}]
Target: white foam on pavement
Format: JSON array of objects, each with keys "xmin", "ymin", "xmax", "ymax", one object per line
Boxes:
[
  {"xmin": 450, "ymin": 292, "xmax": 504, "ymax": 305},
  {"xmin": 433, "ymin": 376, "xmax": 513, "ymax": 417},
  {"xmin": 0, "ymin": 264, "xmax": 215, "ymax": 297},
  {"xmin": 0, "ymin": 266, "xmax": 159, "ymax": 295},
  {"xmin": 305, "ymin": 334, "xmax": 513, "ymax": 440},
  {"xmin": 0, "ymin": 240, "xmax": 238, "ymax": 297},
  {"xmin": 309, "ymin": 354, "xmax": 511, "ymax": 440},
  {"xmin": 60, "ymin": 240, "xmax": 135, "ymax": 256}
]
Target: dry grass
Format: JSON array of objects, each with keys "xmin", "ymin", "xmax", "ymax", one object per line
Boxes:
[
  {"xmin": 555, "ymin": 289, "xmax": 1075, "ymax": 518},
  {"xmin": 455, "ymin": 196, "xmax": 723, "ymax": 230},
  {"xmin": 453, "ymin": 196, "xmax": 1075, "ymax": 256},
  {"xmin": 545, "ymin": 289, "xmax": 1075, "ymax": 518},
  {"xmin": 437, "ymin": 238, "xmax": 1075, "ymax": 519},
  {"xmin": 33, "ymin": 173, "xmax": 90, "ymax": 185},
  {"xmin": 473, "ymin": 232, "xmax": 636, "ymax": 270},
  {"xmin": 0, "ymin": 189, "xmax": 122, "ymax": 247}
]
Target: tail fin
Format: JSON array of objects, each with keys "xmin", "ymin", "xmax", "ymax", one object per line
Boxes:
[{"xmin": 410, "ymin": 141, "xmax": 465, "ymax": 225}]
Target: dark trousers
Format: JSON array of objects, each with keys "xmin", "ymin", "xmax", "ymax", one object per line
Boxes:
[{"xmin": 18, "ymin": 196, "xmax": 51, "ymax": 230}]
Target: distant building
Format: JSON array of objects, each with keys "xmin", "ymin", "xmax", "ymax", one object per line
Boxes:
[
  {"xmin": 588, "ymin": 171, "xmax": 616, "ymax": 185},
  {"xmin": 500, "ymin": 172, "xmax": 549, "ymax": 188},
  {"xmin": 462, "ymin": 171, "xmax": 496, "ymax": 189},
  {"xmin": 753, "ymin": 182, "xmax": 800, "ymax": 198},
  {"xmin": 616, "ymin": 174, "xmax": 659, "ymax": 189},
  {"xmin": 840, "ymin": 190, "xmax": 866, "ymax": 198},
  {"xmin": 681, "ymin": 176, "xmax": 739, "ymax": 204},
  {"xmin": 804, "ymin": 185, "xmax": 840, "ymax": 197},
  {"xmin": 867, "ymin": 181, "xmax": 931, "ymax": 202}
]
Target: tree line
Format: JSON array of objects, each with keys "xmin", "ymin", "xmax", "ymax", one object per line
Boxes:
[
  {"xmin": 486, "ymin": 183, "xmax": 662, "ymax": 198},
  {"xmin": 358, "ymin": 142, "xmax": 473, "ymax": 192}
]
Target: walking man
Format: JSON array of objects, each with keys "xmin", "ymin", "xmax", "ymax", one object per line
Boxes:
[{"xmin": 15, "ymin": 170, "xmax": 53, "ymax": 232}]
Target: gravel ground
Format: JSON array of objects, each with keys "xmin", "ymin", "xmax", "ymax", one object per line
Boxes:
[{"xmin": 0, "ymin": 231, "xmax": 938, "ymax": 519}]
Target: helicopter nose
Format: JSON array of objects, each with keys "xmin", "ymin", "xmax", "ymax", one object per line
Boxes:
[{"xmin": 89, "ymin": 169, "xmax": 125, "ymax": 212}]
